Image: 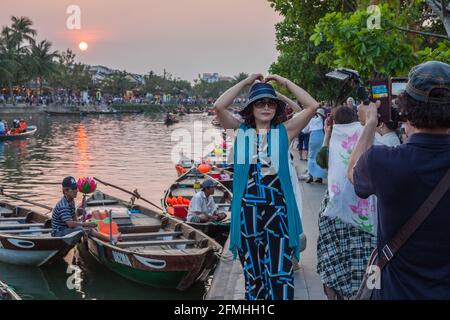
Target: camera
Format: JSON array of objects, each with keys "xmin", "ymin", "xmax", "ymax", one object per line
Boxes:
[{"xmin": 326, "ymin": 68, "xmax": 408, "ymax": 123}]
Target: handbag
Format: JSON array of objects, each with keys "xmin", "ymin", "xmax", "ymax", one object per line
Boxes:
[{"xmin": 355, "ymin": 168, "xmax": 450, "ymax": 300}]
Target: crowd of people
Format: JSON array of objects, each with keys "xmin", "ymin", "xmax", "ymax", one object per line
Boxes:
[{"xmin": 0, "ymin": 91, "xmax": 249, "ymax": 108}]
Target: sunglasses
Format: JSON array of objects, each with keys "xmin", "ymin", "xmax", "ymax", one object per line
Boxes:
[
  {"xmin": 64, "ymin": 186, "xmax": 78, "ymax": 191},
  {"xmin": 253, "ymin": 99, "xmax": 278, "ymax": 110}
]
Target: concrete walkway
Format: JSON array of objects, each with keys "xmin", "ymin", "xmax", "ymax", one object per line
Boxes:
[{"xmin": 206, "ymin": 151, "xmax": 327, "ymax": 300}]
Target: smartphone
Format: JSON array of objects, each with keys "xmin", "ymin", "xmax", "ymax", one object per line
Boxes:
[
  {"xmin": 370, "ymin": 77, "xmax": 392, "ymax": 123},
  {"xmin": 391, "ymin": 77, "xmax": 408, "ymax": 97}
]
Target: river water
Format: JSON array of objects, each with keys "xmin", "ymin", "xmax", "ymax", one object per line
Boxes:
[{"xmin": 0, "ymin": 112, "xmax": 224, "ymax": 300}]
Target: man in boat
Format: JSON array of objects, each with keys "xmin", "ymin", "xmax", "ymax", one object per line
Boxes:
[
  {"xmin": 187, "ymin": 180, "xmax": 226, "ymax": 223},
  {"xmin": 0, "ymin": 120, "xmax": 6, "ymax": 136},
  {"xmin": 51, "ymin": 176, "xmax": 97, "ymax": 237},
  {"xmin": 10, "ymin": 119, "xmax": 20, "ymax": 134},
  {"xmin": 18, "ymin": 119, "xmax": 27, "ymax": 133}
]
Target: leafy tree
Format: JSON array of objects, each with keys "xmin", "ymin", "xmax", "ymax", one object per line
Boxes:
[
  {"xmin": 9, "ymin": 16, "xmax": 36, "ymax": 51},
  {"xmin": 27, "ymin": 40, "xmax": 58, "ymax": 94},
  {"xmin": 48, "ymin": 49, "xmax": 94, "ymax": 95},
  {"xmin": 311, "ymin": 2, "xmax": 450, "ymax": 80},
  {"xmin": 268, "ymin": 0, "xmax": 450, "ymax": 103},
  {"xmin": 101, "ymin": 71, "xmax": 134, "ymax": 96}
]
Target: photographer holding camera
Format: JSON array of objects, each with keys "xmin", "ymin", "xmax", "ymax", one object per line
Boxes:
[{"xmin": 348, "ymin": 61, "xmax": 450, "ymax": 299}]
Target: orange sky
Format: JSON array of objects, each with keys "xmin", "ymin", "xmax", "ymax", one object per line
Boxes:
[{"xmin": 0, "ymin": 0, "xmax": 283, "ymax": 81}]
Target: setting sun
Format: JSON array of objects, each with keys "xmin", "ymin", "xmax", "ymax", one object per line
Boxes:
[{"xmin": 78, "ymin": 41, "xmax": 88, "ymax": 51}]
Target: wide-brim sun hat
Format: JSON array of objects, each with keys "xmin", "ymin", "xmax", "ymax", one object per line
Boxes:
[{"xmin": 239, "ymin": 82, "xmax": 286, "ymax": 116}]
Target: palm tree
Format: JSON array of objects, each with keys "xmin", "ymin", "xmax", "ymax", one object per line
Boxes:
[
  {"xmin": 0, "ymin": 17, "xmax": 37, "ymax": 103},
  {"xmin": 28, "ymin": 40, "xmax": 59, "ymax": 95},
  {"xmin": 10, "ymin": 16, "xmax": 36, "ymax": 52},
  {"xmin": 0, "ymin": 26, "xmax": 20, "ymax": 103}
]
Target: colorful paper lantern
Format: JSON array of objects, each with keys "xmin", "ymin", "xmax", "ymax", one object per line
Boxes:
[
  {"xmin": 77, "ymin": 177, "xmax": 97, "ymax": 194},
  {"xmin": 198, "ymin": 163, "xmax": 211, "ymax": 174},
  {"xmin": 214, "ymin": 148, "xmax": 224, "ymax": 156}
]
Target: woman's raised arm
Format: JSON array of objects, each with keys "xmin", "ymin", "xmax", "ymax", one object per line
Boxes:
[
  {"xmin": 265, "ymin": 75, "xmax": 320, "ymax": 141},
  {"xmin": 214, "ymin": 73, "xmax": 264, "ymax": 129}
]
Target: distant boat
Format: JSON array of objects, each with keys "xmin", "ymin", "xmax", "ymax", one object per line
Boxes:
[
  {"xmin": 0, "ymin": 126, "xmax": 37, "ymax": 141},
  {"xmin": 164, "ymin": 114, "xmax": 179, "ymax": 125},
  {"xmin": 44, "ymin": 106, "xmax": 143, "ymax": 116}
]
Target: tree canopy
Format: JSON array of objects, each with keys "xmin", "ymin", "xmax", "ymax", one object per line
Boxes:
[{"xmin": 269, "ymin": 0, "xmax": 450, "ymax": 102}]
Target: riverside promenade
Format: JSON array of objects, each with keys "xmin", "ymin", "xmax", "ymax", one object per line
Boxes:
[{"xmin": 206, "ymin": 152, "xmax": 327, "ymax": 300}]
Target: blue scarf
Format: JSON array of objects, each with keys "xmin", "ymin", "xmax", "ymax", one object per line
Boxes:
[{"xmin": 230, "ymin": 123, "xmax": 303, "ymax": 260}]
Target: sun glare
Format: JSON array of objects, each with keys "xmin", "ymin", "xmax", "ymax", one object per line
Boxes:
[{"xmin": 79, "ymin": 41, "xmax": 88, "ymax": 51}]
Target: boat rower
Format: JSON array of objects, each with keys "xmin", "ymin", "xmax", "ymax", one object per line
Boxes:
[
  {"xmin": 186, "ymin": 180, "xmax": 226, "ymax": 223},
  {"xmin": 51, "ymin": 176, "xmax": 97, "ymax": 237}
]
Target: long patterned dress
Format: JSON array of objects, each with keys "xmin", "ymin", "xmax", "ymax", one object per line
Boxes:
[{"xmin": 238, "ymin": 132, "xmax": 294, "ymax": 300}]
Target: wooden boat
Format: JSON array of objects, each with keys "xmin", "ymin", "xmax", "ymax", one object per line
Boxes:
[
  {"xmin": 187, "ymin": 108, "xmax": 204, "ymax": 114},
  {"xmin": 164, "ymin": 118, "xmax": 179, "ymax": 126},
  {"xmin": 206, "ymin": 166, "xmax": 233, "ymax": 192},
  {"xmin": 0, "ymin": 126, "xmax": 37, "ymax": 141},
  {"xmin": 162, "ymin": 168, "xmax": 231, "ymax": 242},
  {"xmin": 83, "ymin": 191, "xmax": 222, "ymax": 291},
  {"xmin": 0, "ymin": 202, "xmax": 82, "ymax": 267},
  {"xmin": 0, "ymin": 281, "xmax": 21, "ymax": 300}
]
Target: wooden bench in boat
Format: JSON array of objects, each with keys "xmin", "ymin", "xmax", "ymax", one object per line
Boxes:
[
  {"xmin": 121, "ymin": 231, "xmax": 182, "ymax": 240},
  {"xmin": 0, "ymin": 223, "xmax": 45, "ymax": 230},
  {"xmin": 0, "ymin": 207, "xmax": 14, "ymax": 217},
  {"xmin": 0, "ymin": 217, "xmax": 27, "ymax": 222},
  {"xmin": 171, "ymin": 187, "xmax": 224, "ymax": 198},
  {"xmin": 116, "ymin": 239, "xmax": 197, "ymax": 248},
  {"xmin": 0, "ymin": 228, "xmax": 52, "ymax": 235},
  {"xmin": 86, "ymin": 199, "xmax": 119, "ymax": 206},
  {"xmin": 86, "ymin": 206, "xmax": 162, "ymax": 233}
]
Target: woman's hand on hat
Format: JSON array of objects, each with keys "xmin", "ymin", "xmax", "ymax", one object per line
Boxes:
[
  {"xmin": 264, "ymin": 74, "xmax": 288, "ymax": 87},
  {"xmin": 245, "ymin": 73, "xmax": 265, "ymax": 86}
]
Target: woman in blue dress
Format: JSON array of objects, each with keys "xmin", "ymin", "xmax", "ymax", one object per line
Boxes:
[{"xmin": 214, "ymin": 73, "xmax": 320, "ymax": 300}]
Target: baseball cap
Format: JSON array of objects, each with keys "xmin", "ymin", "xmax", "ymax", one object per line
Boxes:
[
  {"xmin": 62, "ymin": 176, "xmax": 77, "ymax": 189},
  {"xmin": 406, "ymin": 61, "xmax": 450, "ymax": 104},
  {"xmin": 201, "ymin": 180, "xmax": 217, "ymax": 189}
]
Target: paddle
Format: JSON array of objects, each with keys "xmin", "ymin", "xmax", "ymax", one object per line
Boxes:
[
  {"xmin": 93, "ymin": 177, "xmax": 164, "ymax": 212},
  {"xmin": 0, "ymin": 187, "xmax": 52, "ymax": 212}
]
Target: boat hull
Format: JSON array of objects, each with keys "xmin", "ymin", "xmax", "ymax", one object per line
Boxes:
[
  {"xmin": 0, "ymin": 281, "xmax": 21, "ymax": 300},
  {"xmin": 0, "ymin": 231, "xmax": 82, "ymax": 267},
  {"xmin": 0, "ymin": 126, "xmax": 37, "ymax": 141},
  {"xmin": 86, "ymin": 236, "xmax": 217, "ymax": 290}
]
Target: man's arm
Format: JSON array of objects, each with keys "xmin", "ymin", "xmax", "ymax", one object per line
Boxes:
[
  {"xmin": 348, "ymin": 101, "xmax": 380, "ymax": 184},
  {"xmin": 60, "ymin": 209, "xmax": 96, "ymax": 228}
]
